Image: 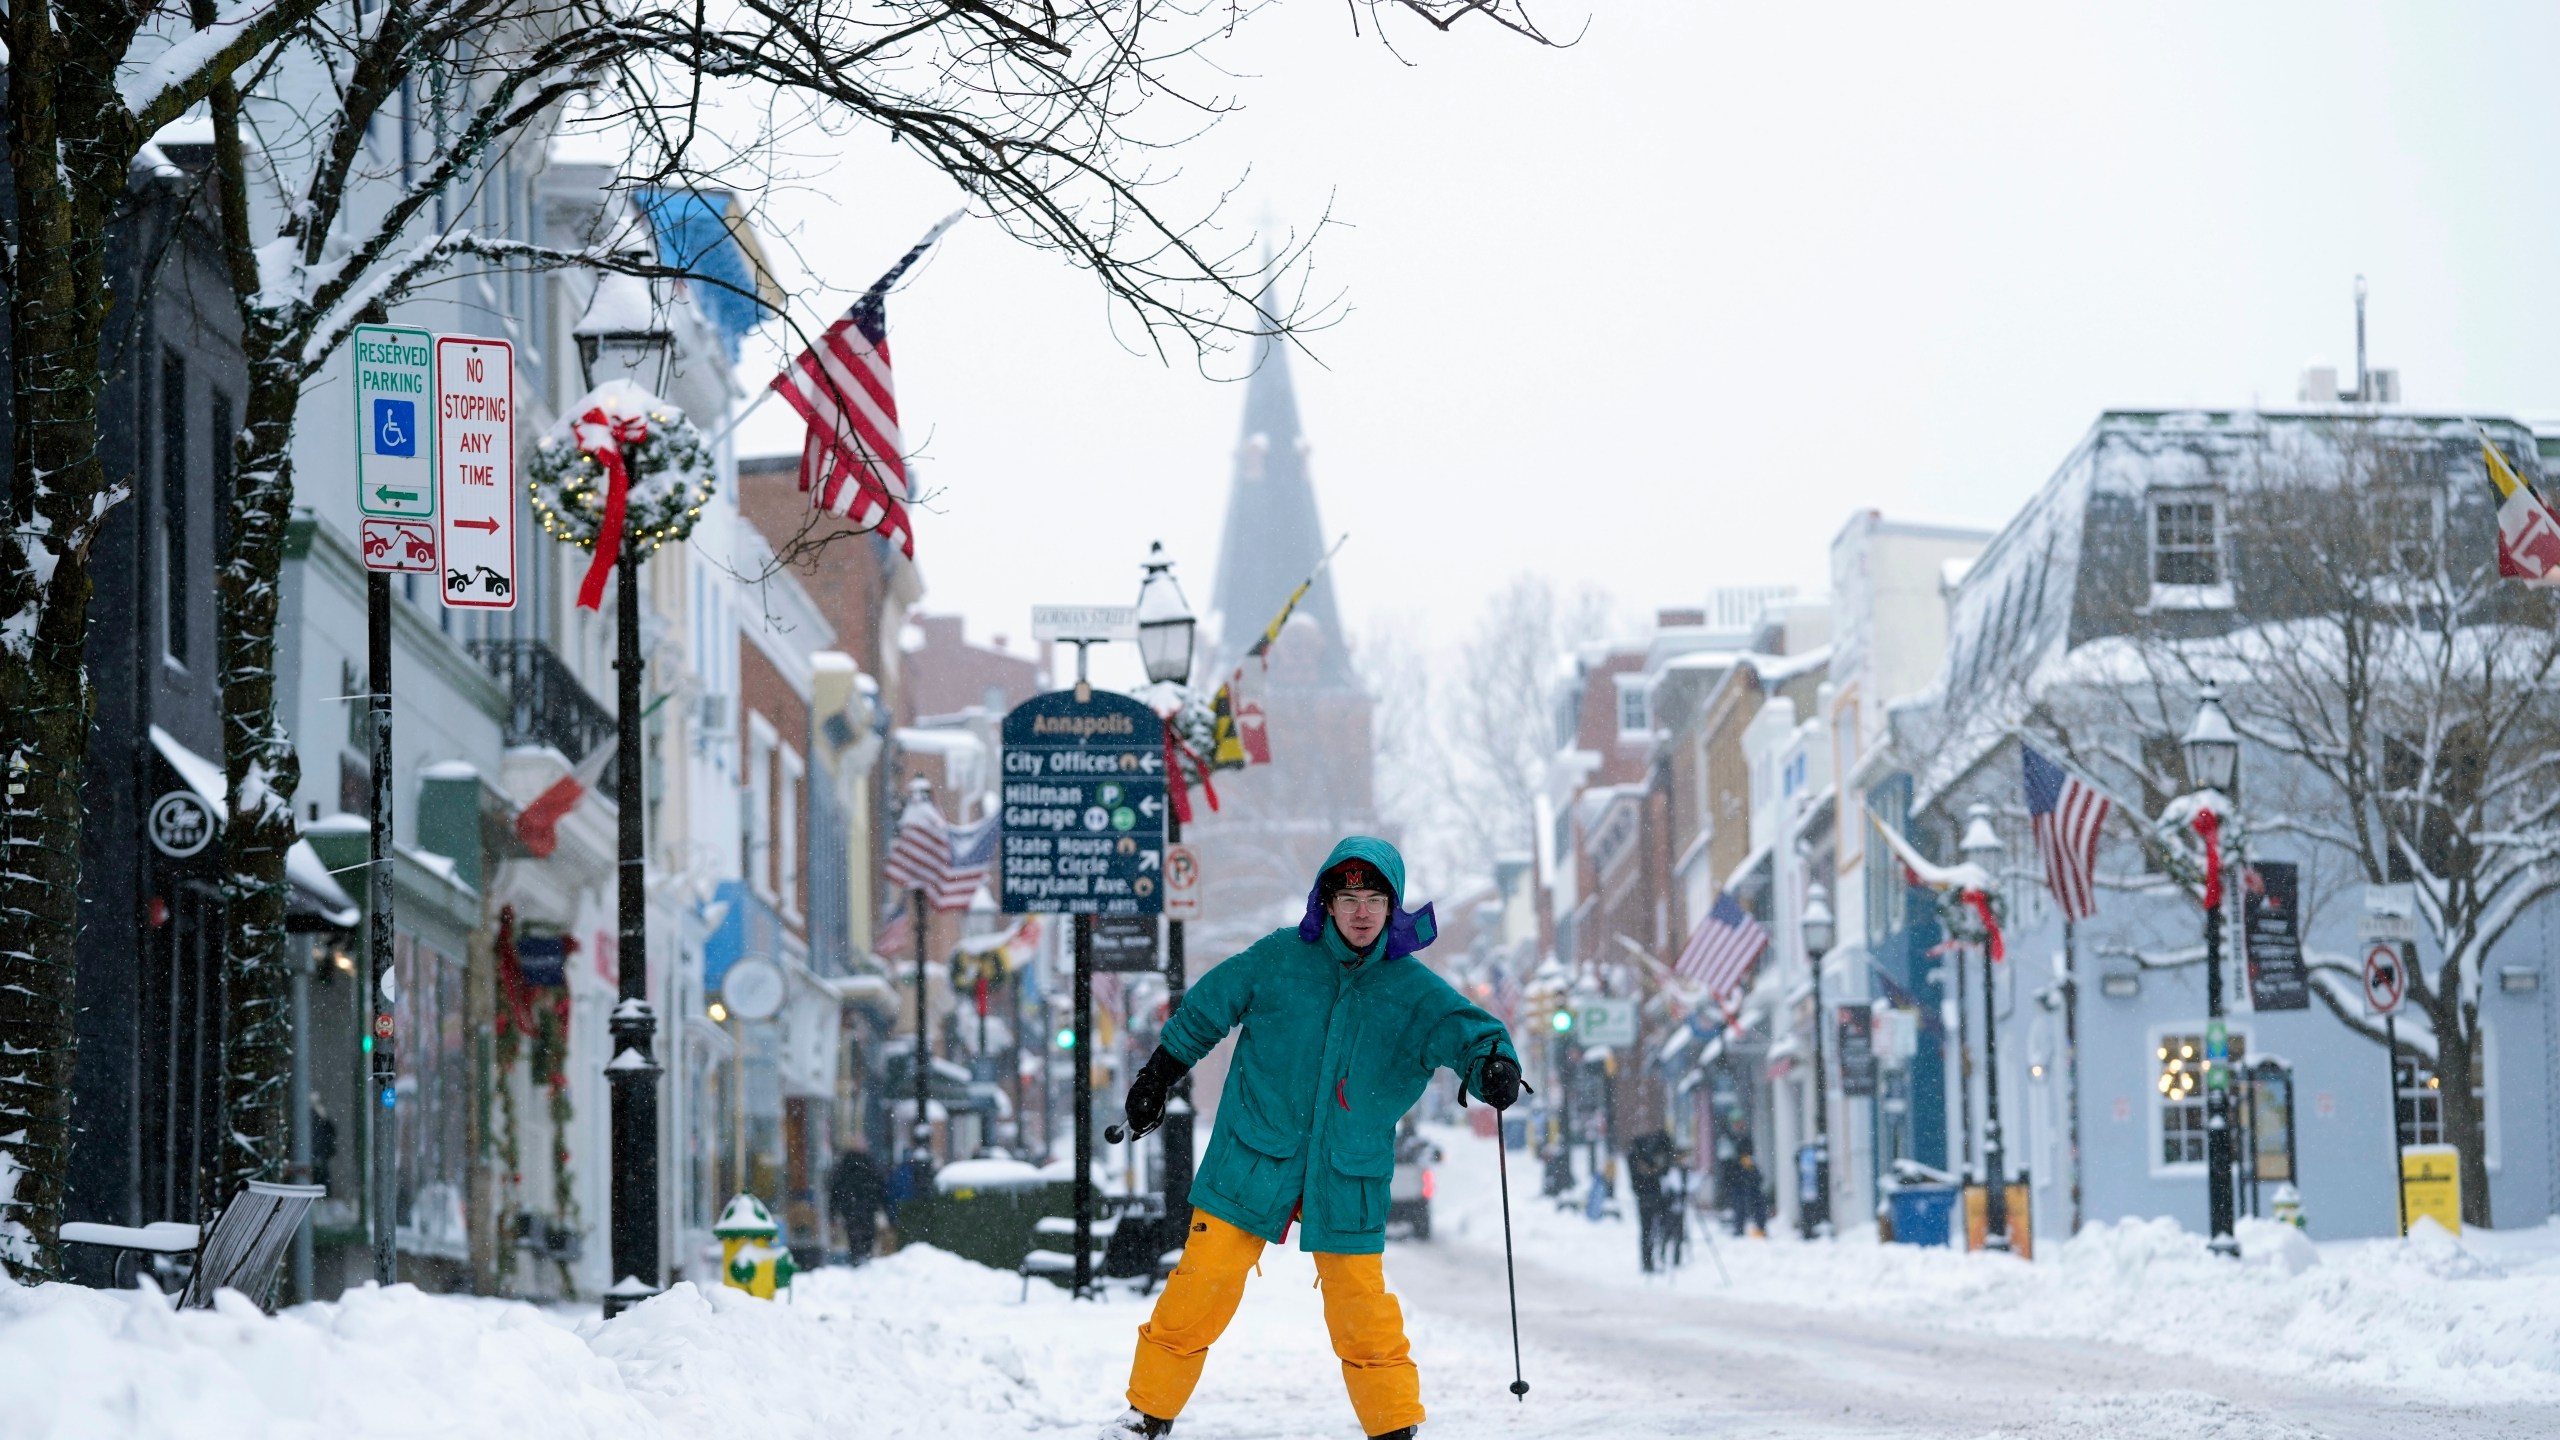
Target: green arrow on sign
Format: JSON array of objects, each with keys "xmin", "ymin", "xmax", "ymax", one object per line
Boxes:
[{"xmin": 375, "ymin": 486, "xmax": 419, "ymax": 504}]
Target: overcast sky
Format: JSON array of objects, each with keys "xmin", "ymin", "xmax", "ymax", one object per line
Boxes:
[{"xmin": 726, "ymin": 1, "xmax": 2560, "ymax": 677}]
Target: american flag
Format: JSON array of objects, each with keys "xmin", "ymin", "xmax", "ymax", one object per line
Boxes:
[
  {"xmin": 770, "ymin": 212, "xmax": 961, "ymax": 559},
  {"xmin": 882, "ymin": 793, "xmax": 948, "ymax": 897},
  {"xmin": 941, "ymin": 813, "xmax": 998, "ymax": 912},
  {"xmin": 882, "ymin": 792, "xmax": 999, "ymax": 913},
  {"xmin": 2022, "ymin": 744, "xmax": 2109, "ymax": 922},
  {"xmin": 1673, "ymin": 891, "xmax": 1768, "ymax": 999},
  {"xmin": 872, "ymin": 897, "xmax": 913, "ymax": 965}
]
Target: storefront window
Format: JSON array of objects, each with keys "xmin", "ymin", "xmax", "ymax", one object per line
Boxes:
[{"xmin": 2156, "ymin": 1029, "xmax": 2245, "ymax": 1166}]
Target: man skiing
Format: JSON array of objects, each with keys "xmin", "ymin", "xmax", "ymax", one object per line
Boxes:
[{"xmin": 1099, "ymin": 837, "xmax": 1522, "ymax": 1440}]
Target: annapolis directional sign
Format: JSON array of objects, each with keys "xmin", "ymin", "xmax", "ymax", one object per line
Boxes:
[{"xmin": 999, "ymin": 689, "xmax": 1166, "ymax": 916}]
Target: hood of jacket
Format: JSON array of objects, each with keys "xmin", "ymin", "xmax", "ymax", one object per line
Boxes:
[{"xmin": 1296, "ymin": 835, "xmax": 1437, "ymax": 961}]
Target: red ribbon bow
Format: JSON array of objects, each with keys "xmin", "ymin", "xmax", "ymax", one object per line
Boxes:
[
  {"xmin": 1963, "ymin": 888, "xmax": 2005, "ymax": 962},
  {"xmin": 2191, "ymin": 807, "xmax": 2223, "ymax": 912},
  {"xmin": 572, "ymin": 406, "xmax": 652, "ymax": 611},
  {"xmin": 1162, "ymin": 727, "xmax": 1219, "ymax": 824}
]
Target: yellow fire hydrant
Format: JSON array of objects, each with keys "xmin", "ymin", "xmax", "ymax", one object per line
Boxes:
[{"xmin": 715, "ymin": 1193, "xmax": 798, "ymax": 1298}]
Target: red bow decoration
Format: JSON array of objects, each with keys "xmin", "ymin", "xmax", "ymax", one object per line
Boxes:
[
  {"xmin": 571, "ymin": 406, "xmax": 652, "ymax": 611},
  {"xmin": 1963, "ymin": 888, "xmax": 2005, "ymax": 962},
  {"xmin": 2191, "ymin": 807, "xmax": 2223, "ymax": 911},
  {"xmin": 1162, "ymin": 727, "xmax": 1219, "ymax": 824}
]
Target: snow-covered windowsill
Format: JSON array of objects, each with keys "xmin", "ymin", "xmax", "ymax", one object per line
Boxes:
[{"xmin": 2144, "ymin": 583, "xmax": 2235, "ymax": 612}]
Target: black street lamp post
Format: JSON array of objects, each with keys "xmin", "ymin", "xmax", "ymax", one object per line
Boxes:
[
  {"xmin": 2182, "ymin": 681, "xmax": 2244, "ymax": 1259},
  {"xmin": 572, "ymin": 280, "xmax": 676, "ymax": 1318},
  {"xmin": 1960, "ymin": 803, "xmax": 2012, "ymax": 1253},
  {"xmin": 1801, "ymin": 884, "xmax": 1835, "ymax": 1239},
  {"xmin": 1134, "ymin": 543, "xmax": 1198, "ymax": 1231}
]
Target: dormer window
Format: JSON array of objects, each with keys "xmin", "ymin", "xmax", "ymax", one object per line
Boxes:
[
  {"xmin": 1615, "ymin": 676, "xmax": 1650, "ymax": 737},
  {"xmin": 2153, "ymin": 496, "xmax": 2221, "ymax": 585},
  {"xmin": 2149, "ymin": 491, "xmax": 2233, "ymax": 608}
]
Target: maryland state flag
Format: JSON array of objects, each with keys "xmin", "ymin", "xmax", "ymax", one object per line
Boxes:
[
  {"xmin": 2483, "ymin": 431, "xmax": 2560, "ymax": 587},
  {"xmin": 1206, "ymin": 535, "xmax": 1344, "ymax": 770},
  {"xmin": 1207, "ymin": 663, "xmax": 1271, "ymax": 769}
]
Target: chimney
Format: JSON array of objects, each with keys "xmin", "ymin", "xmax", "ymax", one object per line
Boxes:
[{"xmin": 2297, "ymin": 363, "xmax": 2339, "ymax": 405}]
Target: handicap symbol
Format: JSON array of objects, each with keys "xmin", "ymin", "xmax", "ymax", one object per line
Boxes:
[{"xmin": 373, "ymin": 398, "xmax": 417, "ymax": 459}]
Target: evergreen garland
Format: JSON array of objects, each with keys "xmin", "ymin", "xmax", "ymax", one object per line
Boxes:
[{"xmin": 525, "ymin": 391, "xmax": 716, "ymax": 557}]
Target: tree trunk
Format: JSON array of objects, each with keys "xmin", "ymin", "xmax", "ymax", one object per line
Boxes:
[
  {"xmin": 210, "ymin": 71, "xmax": 305, "ymax": 1204},
  {"xmin": 2435, "ymin": 1005, "xmax": 2493, "ymax": 1229},
  {"xmin": 0, "ymin": 6, "xmax": 128, "ymax": 1281},
  {"xmin": 213, "ymin": 376, "xmax": 304, "ymax": 1203}
]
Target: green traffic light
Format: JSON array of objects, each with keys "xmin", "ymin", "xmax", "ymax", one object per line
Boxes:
[
  {"xmin": 1054, "ymin": 1027, "xmax": 1076, "ymax": 1050},
  {"xmin": 1551, "ymin": 1010, "xmax": 1573, "ymax": 1033}
]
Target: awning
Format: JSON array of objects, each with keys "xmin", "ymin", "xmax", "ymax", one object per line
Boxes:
[{"xmin": 150, "ymin": 725, "xmax": 358, "ymax": 928}]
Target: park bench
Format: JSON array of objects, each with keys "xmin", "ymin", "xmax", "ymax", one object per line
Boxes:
[{"xmin": 62, "ymin": 1179, "xmax": 327, "ymax": 1312}]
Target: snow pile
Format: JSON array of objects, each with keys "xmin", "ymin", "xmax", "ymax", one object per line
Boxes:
[
  {"xmin": 1, "ymin": 1237, "xmax": 1566, "ymax": 1440},
  {"xmin": 0, "ymin": 1248, "xmax": 1081, "ymax": 1440},
  {"xmin": 1427, "ymin": 1125, "xmax": 2560, "ymax": 1404}
]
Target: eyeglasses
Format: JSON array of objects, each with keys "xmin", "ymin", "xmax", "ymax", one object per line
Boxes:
[{"xmin": 1332, "ymin": 892, "xmax": 1391, "ymax": 915}]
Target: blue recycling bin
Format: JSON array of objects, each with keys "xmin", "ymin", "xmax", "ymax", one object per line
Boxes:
[{"xmin": 1888, "ymin": 1184, "xmax": 1959, "ymax": 1247}]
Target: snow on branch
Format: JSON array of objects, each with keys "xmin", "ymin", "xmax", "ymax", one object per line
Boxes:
[{"xmin": 120, "ymin": 0, "xmax": 325, "ymax": 133}]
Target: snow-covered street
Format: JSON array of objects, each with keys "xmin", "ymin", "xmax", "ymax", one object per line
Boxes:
[{"xmin": 12, "ymin": 1121, "xmax": 2558, "ymax": 1439}]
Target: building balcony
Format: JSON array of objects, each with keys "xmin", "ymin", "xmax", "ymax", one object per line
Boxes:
[{"xmin": 464, "ymin": 639, "xmax": 619, "ymax": 793}]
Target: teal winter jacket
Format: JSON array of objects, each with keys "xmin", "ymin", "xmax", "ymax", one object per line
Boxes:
[{"xmin": 1161, "ymin": 837, "xmax": 1518, "ymax": 1254}]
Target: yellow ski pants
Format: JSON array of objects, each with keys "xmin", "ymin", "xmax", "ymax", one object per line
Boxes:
[{"xmin": 1126, "ymin": 1209, "xmax": 1422, "ymax": 1436}]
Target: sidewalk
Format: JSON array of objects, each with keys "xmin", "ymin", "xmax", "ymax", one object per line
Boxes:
[{"xmin": 1421, "ymin": 1122, "xmax": 2560, "ymax": 1406}]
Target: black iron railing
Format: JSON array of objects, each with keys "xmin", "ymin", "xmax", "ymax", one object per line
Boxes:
[{"xmin": 464, "ymin": 640, "xmax": 619, "ymax": 794}]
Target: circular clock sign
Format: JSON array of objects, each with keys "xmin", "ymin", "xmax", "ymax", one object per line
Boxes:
[
  {"xmin": 722, "ymin": 956, "xmax": 786, "ymax": 1021},
  {"xmin": 148, "ymin": 790, "xmax": 216, "ymax": 859}
]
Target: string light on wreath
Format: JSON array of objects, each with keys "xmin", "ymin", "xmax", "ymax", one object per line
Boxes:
[{"xmin": 527, "ymin": 378, "xmax": 716, "ymax": 576}]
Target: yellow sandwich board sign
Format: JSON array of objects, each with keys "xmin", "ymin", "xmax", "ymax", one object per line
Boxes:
[{"xmin": 2400, "ymin": 1143, "xmax": 2461, "ymax": 1235}]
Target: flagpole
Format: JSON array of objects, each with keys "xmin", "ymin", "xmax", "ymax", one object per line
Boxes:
[
  {"xmin": 699, "ymin": 386, "xmax": 776, "ymax": 454},
  {"xmin": 2063, "ymin": 916, "xmax": 2083, "ymax": 1237}
]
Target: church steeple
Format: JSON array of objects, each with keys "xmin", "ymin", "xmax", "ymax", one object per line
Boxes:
[{"xmin": 1207, "ymin": 329, "xmax": 1354, "ymax": 685}]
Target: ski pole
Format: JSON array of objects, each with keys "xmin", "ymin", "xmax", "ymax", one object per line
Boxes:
[{"xmin": 1495, "ymin": 1112, "xmax": 1530, "ymax": 1401}]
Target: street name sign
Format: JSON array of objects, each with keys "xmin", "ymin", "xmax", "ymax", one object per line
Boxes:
[
  {"xmin": 434, "ymin": 336, "xmax": 516, "ymax": 610},
  {"xmin": 1000, "ymin": 689, "xmax": 1166, "ymax": 915},
  {"xmin": 353, "ymin": 324, "xmax": 436, "ymax": 536},
  {"xmin": 2359, "ymin": 882, "xmax": 2417, "ymax": 944},
  {"xmin": 1031, "ymin": 605, "xmax": 1136, "ymax": 643}
]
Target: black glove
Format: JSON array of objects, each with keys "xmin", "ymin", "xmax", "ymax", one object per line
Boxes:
[
  {"xmin": 1121, "ymin": 1047, "xmax": 1190, "ymax": 1140},
  {"xmin": 1476, "ymin": 1052, "xmax": 1523, "ymax": 1111}
]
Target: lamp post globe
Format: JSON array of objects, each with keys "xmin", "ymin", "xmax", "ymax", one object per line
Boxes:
[
  {"xmin": 1800, "ymin": 885, "xmax": 1835, "ymax": 957},
  {"xmin": 1135, "ymin": 541, "xmax": 1197, "ymax": 686},
  {"xmin": 2182, "ymin": 680, "xmax": 2241, "ymax": 794},
  {"xmin": 574, "ymin": 268, "xmax": 677, "ymax": 394},
  {"xmin": 1959, "ymin": 801, "xmax": 2014, "ymax": 1252},
  {"xmin": 1801, "ymin": 882, "xmax": 1835, "ymax": 1238}
]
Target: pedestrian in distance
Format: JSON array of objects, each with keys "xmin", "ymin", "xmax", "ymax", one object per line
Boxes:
[
  {"xmin": 1097, "ymin": 838, "xmax": 1523, "ymax": 1440},
  {"xmin": 1727, "ymin": 1150, "xmax": 1770, "ymax": 1238},
  {"xmin": 826, "ymin": 1142, "xmax": 888, "ymax": 1266},
  {"xmin": 1625, "ymin": 1128, "xmax": 1676, "ymax": 1272}
]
